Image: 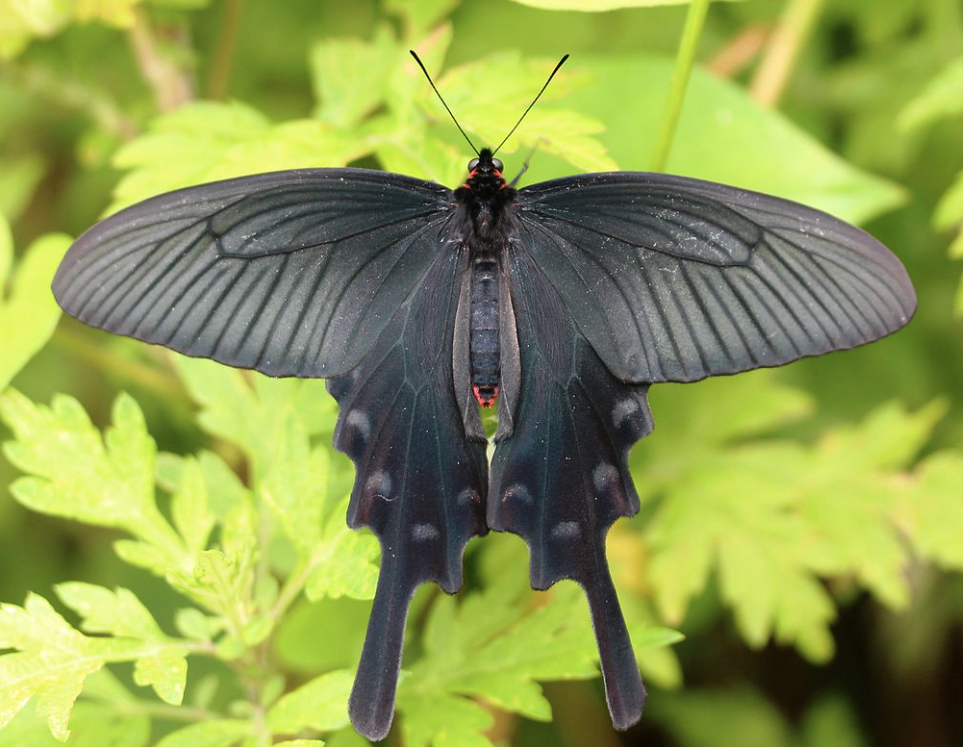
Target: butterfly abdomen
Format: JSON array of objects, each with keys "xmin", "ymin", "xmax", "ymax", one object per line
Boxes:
[{"xmin": 469, "ymin": 252, "xmax": 500, "ymax": 407}]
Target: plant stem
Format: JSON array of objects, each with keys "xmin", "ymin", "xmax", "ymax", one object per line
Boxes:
[
  {"xmin": 128, "ymin": 6, "xmax": 194, "ymax": 112},
  {"xmin": 207, "ymin": 0, "xmax": 244, "ymax": 100},
  {"xmin": 750, "ymin": 0, "xmax": 826, "ymax": 107},
  {"xmin": 53, "ymin": 326, "xmax": 187, "ymax": 401},
  {"xmin": 649, "ymin": 0, "xmax": 713, "ymax": 172}
]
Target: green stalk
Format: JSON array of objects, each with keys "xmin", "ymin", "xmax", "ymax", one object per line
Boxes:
[
  {"xmin": 750, "ymin": 0, "xmax": 827, "ymax": 107},
  {"xmin": 649, "ymin": 0, "xmax": 713, "ymax": 173}
]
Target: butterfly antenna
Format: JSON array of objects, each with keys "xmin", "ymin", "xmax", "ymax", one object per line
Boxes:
[
  {"xmin": 493, "ymin": 54, "xmax": 569, "ymax": 157},
  {"xmin": 410, "ymin": 50, "xmax": 479, "ymax": 156}
]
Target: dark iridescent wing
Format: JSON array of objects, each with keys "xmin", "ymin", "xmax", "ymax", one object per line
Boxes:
[
  {"xmin": 490, "ymin": 243, "xmax": 655, "ymax": 731},
  {"xmin": 328, "ymin": 241, "xmax": 488, "ymax": 741},
  {"xmin": 517, "ymin": 172, "xmax": 916, "ymax": 383},
  {"xmin": 53, "ymin": 169, "xmax": 452, "ymax": 377}
]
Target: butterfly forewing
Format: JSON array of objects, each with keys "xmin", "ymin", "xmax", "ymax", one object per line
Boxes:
[
  {"xmin": 53, "ymin": 169, "xmax": 452, "ymax": 378},
  {"xmin": 517, "ymin": 172, "xmax": 916, "ymax": 383}
]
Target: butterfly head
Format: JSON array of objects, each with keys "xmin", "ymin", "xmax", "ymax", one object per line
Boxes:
[
  {"xmin": 467, "ymin": 149, "xmax": 504, "ymax": 178},
  {"xmin": 462, "ymin": 148, "xmax": 508, "ymax": 196}
]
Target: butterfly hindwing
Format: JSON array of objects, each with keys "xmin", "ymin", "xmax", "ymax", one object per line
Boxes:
[
  {"xmin": 53, "ymin": 169, "xmax": 452, "ymax": 378},
  {"xmin": 328, "ymin": 237, "xmax": 489, "ymax": 741},
  {"xmin": 490, "ymin": 238, "xmax": 654, "ymax": 730},
  {"xmin": 518, "ymin": 172, "xmax": 916, "ymax": 383}
]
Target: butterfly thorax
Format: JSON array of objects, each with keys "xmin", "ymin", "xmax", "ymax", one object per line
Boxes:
[{"xmin": 454, "ymin": 149, "xmax": 517, "ymax": 408}]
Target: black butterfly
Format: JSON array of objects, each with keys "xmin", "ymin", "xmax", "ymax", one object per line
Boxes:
[{"xmin": 52, "ymin": 53, "xmax": 916, "ymax": 741}]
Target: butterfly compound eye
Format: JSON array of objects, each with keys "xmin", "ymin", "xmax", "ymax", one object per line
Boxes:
[
  {"xmin": 492, "ymin": 158, "xmax": 504, "ymax": 172},
  {"xmin": 468, "ymin": 158, "xmax": 480, "ymax": 172}
]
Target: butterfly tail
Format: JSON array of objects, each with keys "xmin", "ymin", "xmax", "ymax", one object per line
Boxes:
[
  {"xmin": 349, "ymin": 557, "xmax": 415, "ymax": 741},
  {"xmin": 578, "ymin": 540, "xmax": 646, "ymax": 730}
]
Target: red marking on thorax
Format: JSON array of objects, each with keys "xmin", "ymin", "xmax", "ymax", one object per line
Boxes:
[{"xmin": 473, "ymin": 385, "xmax": 499, "ymax": 408}]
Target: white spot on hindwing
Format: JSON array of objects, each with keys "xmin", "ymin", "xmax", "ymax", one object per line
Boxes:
[
  {"xmin": 552, "ymin": 521, "xmax": 580, "ymax": 540},
  {"xmin": 365, "ymin": 470, "xmax": 392, "ymax": 500},
  {"xmin": 503, "ymin": 483, "xmax": 533, "ymax": 504},
  {"xmin": 412, "ymin": 523, "xmax": 440, "ymax": 541},
  {"xmin": 457, "ymin": 488, "xmax": 481, "ymax": 505},
  {"xmin": 593, "ymin": 463, "xmax": 619, "ymax": 493},
  {"xmin": 346, "ymin": 410, "xmax": 371, "ymax": 439},
  {"xmin": 612, "ymin": 397, "xmax": 640, "ymax": 428}
]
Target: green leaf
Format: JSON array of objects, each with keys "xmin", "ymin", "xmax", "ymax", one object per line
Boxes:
[
  {"xmin": 0, "ymin": 700, "xmax": 150, "ymax": 747},
  {"xmin": 0, "ymin": 0, "xmax": 71, "ymax": 59},
  {"xmin": 644, "ymin": 400, "xmax": 944, "ymax": 660},
  {"xmin": 429, "ymin": 52, "xmax": 617, "ymax": 171},
  {"xmin": 304, "ymin": 499, "xmax": 380, "ymax": 602},
  {"xmin": 171, "ymin": 357, "xmax": 336, "ymax": 479},
  {"xmin": 157, "ymin": 450, "xmax": 251, "ymax": 520},
  {"xmin": 55, "ymin": 583, "xmax": 188, "ymax": 705},
  {"xmin": 109, "ymin": 101, "xmax": 371, "ymax": 212},
  {"xmin": 266, "ymin": 670, "xmax": 352, "ymax": 734},
  {"xmin": 310, "ymin": 28, "xmax": 401, "ymax": 128},
  {"xmin": 0, "ymin": 390, "xmax": 188, "ymax": 569},
  {"xmin": 0, "ymin": 218, "xmax": 70, "ymax": 391},
  {"xmin": 651, "ymin": 688, "xmax": 867, "ymax": 747},
  {"xmin": 170, "ymin": 458, "xmax": 217, "ymax": 556},
  {"xmin": 0, "ymin": 153, "xmax": 45, "ymax": 221},
  {"xmin": 561, "ymin": 56, "xmax": 904, "ymax": 224},
  {"xmin": 261, "ymin": 421, "xmax": 328, "ymax": 555},
  {"xmin": 0, "ymin": 593, "xmax": 187, "ymax": 740},
  {"xmin": 384, "ymin": 0, "xmax": 459, "ymax": 37},
  {"xmin": 153, "ymin": 719, "xmax": 251, "ymax": 747},
  {"xmin": 398, "ymin": 576, "xmax": 679, "ymax": 745},
  {"xmin": 74, "ymin": 0, "xmax": 141, "ymax": 27},
  {"xmin": 398, "ymin": 693, "xmax": 493, "ymax": 747},
  {"xmin": 898, "ymin": 55, "xmax": 963, "ymax": 132},
  {"xmin": 902, "ymin": 452, "xmax": 963, "ymax": 571}
]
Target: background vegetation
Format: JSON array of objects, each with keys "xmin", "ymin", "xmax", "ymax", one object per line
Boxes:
[{"xmin": 1, "ymin": 0, "xmax": 962, "ymax": 745}]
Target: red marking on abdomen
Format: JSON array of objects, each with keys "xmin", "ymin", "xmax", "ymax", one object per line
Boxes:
[{"xmin": 473, "ymin": 385, "xmax": 499, "ymax": 408}]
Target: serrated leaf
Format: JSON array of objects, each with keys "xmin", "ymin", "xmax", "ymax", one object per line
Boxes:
[
  {"xmin": 55, "ymin": 584, "xmax": 164, "ymax": 641},
  {"xmin": 157, "ymin": 450, "xmax": 251, "ymax": 520},
  {"xmin": 304, "ymin": 498, "xmax": 380, "ymax": 602},
  {"xmin": 261, "ymin": 423, "xmax": 328, "ymax": 555},
  {"xmin": 0, "ymin": 218, "xmax": 70, "ymax": 390},
  {"xmin": 54, "ymin": 583, "xmax": 189, "ymax": 705},
  {"xmin": 171, "ymin": 356, "xmax": 336, "ymax": 480},
  {"xmin": 398, "ymin": 576, "xmax": 679, "ymax": 742},
  {"xmin": 170, "ymin": 458, "xmax": 217, "ymax": 555},
  {"xmin": 645, "ymin": 401, "xmax": 943, "ymax": 660},
  {"xmin": 109, "ymin": 101, "xmax": 370, "ymax": 212},
  {"xmin": 153, "ymin": 719, "xmax": 251, "ymax": 747},
  {"xmin": 0, "ymin": 593, "xmax": 185, "ymax": 740},
  {"xmin": 266, "ymin": 670, "xmax": 352, "ymax": 734},
  {"xmin": 0, "ymin": 390, "xmax": 186, "ymax": 569},
  {"xmin": 398, "ymin": 692, "xmax": 493, "ymax": 747}
]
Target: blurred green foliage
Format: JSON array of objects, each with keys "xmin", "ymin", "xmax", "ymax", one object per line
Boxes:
[{"xmin": 1, "ymin": 1, "xmax": 962, "ymax": 746}]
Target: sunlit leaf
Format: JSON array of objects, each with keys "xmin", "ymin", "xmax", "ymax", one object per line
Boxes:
[
  {"xmin": 0, "ymin": 219, "xmax": 69, "ymax": 391},
  {"xmin": 266, "ymin": 670, "xmax": 353, "ymax": 734}
]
